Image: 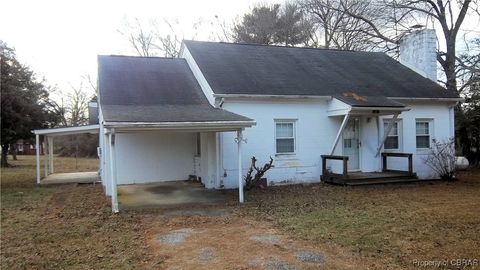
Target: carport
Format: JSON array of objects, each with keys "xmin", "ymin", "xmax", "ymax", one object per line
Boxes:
[
  {"xmin": 102, "ymin": 121, "xmax": 253, "ymax": 213},
  {"xmin": 33, "ymin": 124, "xmax": 100, "ymax": 184},
  {"xmin": 98, "ymin": 55, "xmax": 255, "ymax": 213}
]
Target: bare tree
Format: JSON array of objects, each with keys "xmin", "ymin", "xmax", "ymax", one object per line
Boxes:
[
  {"xmin": 211, "ymin": 15, "xmax": 235, "ymax": 42},
  {"xmin": 119, "ymin": 17, "xmax": 205, "ymax": 57},
  {"xmin": 118, "ymin": 18, "xmax": 157, "ymax": 57},
  {"xmin": 457, "ymin": 36, "xmax": 480, "ymax": 94},
  {"xmin": 301, "ymin": 0, "xmax": 391, "ymax": 50},
  {"xmin": 276, "ymin": 3, "xmax": 315, "ymax": 46},
  {"xmin": 327, "ymin": 0, "xmax": 477, "ymax": 94},
  {"xmin": 49, "ymin": 83, "xmax": 90, "ymax": 127}
]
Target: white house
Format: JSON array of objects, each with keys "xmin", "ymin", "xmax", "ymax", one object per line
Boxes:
[{"xmin": 34, "ymin": 29, "xmax": 460, "ymax": 212}]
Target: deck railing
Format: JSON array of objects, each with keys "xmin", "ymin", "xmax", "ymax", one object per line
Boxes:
[
  {"xmin": 321, "ymin": 155, "xmax": 349, "ymax": 180},
  {"xmin": 381, "ymin": 152, "xmax": 413, "ymax": 175}
]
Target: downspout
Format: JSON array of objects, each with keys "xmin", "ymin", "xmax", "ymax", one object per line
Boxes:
[{"xmin": 215, "ymin": 97, "xmax": 227, "ymax": 187}]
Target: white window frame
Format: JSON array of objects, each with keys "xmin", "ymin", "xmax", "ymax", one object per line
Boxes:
[
  {"xmin": 275, "ymin": 120, "xmax": 296, "ymax": 155},
  {"xmin": 383, "ymin": 119, "xmax": 402, "ymax": 151},
  {"xmin": 416, "ymin": 119, "xmax": 433, "ymax": 149}
]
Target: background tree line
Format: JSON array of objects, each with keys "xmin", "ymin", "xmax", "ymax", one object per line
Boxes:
[
  {"xmin": 119, "ymin": 0, "xmax": 479, "ymax": 164},
  {"xmin": 1, "ymin": 41, "xmax": 97, "ymax": 167}
]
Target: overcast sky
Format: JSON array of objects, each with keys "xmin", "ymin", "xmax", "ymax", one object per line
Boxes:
[
  {"xmin": 0, "ymin": 0, "xmax": 278, "ymax": 97},
  {"xmin": 0, "ymin": 0, "xmax": 478, "ymax": 98}
]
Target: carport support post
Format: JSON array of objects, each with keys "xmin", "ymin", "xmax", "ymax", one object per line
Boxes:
[
  {"xmin": 237, "ymin": 130, "xmax": 244, "ymax": 203},
  {"xmin": 36, "ymin": 134, "xmax": 40, "ymax": 184},
  {"xmin": 44, "ymin": 138, "xmax": 48, "ymax": 178},
  {"xmin": 48, "ymin": 136, "xmax": 54, "ymax": 174},
  {"xmin": 109, "ymin": 131, "xmax": 119, "ymax": 213}
]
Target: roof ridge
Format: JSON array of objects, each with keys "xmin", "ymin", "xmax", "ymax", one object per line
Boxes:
[
  {"xmin": 97, "ymin": 54, "xmax": 183, "ymax": 60},
  {"xmin": 183, "ymin": 39, "xmax": 362, "ymax": 53}
]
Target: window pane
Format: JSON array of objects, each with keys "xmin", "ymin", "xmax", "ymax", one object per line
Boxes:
[
  {"xmin": 416, "ymin": 135, "xmax": 430, "ymax": 148},
  {"xmin": 416, "ymin": 122, "xmax": 429, "ymax": 135},
  {"xmin": 276, "ymin": 138, "xmax": 294, "ymax": 153},
  {"xmin": 384, "ymin": 122, "xmax": 398, "ymax": 136},
  {"xmin": 343, "ymin": 138, "xmax": 352, "ymax": 148},
  {"xmin": 384, "ymin": 136, "xmax": 399, "ymax": 149},
  {"xmin": 276, "ymin": 123, "xmax": 293, "ymax": 137}
]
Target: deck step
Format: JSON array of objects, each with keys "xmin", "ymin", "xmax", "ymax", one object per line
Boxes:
[
  {"xmin": 344, "ymin": 177, "xmax": 420, "ymax": 186},
  {"xmin": 323, "ymin": 173, "xmax": 419, "ymax": 186}
]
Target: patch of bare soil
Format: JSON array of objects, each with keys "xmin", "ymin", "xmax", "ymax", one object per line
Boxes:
[{"xmin": 143, "ymin": 206, "xmax": 374, "ymax": 270}]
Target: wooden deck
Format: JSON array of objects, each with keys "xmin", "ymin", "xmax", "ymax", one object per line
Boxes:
[
  {"xmin": 322, "ymin": 171, "xmax": 418, "ymax": 186},
  {"xmin": 321, "ymin": 152, "xmax": 418, "ymax": 186}
]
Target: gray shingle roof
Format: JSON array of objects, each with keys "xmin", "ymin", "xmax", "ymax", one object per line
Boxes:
[
  {"xmin": 98, "ymin": 55, "xmax": 252, "ymax": 123},
  {"xmin": 183, "ymin": 40, "xmax": 458, "ymax": 99}
]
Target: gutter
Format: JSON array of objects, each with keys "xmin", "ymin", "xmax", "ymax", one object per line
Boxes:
[
  {"xmin": 213, "ymin": 94, "xmax": 332, "ymax": 100},
  {"xmin": 103, "ymin": 120, "xmax": 256, "ymax": 129},
  {"xmin": 350, "ymin": 106, "xmax": 411, "ymax": 112},
  {"xmin": 388, "ymin": 97, "xmax": 463, "ymax": 102}
]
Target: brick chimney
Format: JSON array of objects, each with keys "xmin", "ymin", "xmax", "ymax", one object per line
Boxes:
[
  {"xmin": 399, "ymin": 29, "xmax": 437, "ymax": 82},
  {"xmin": 88, "ymin": 98, "xmax": 99, "ymax": 124}
]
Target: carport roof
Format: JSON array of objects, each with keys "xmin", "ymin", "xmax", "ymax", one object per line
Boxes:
[
  {"xmin": 97, "ymin": 55, "xmax": 254, "ymax": 127},
  {"xmin": 33, "ymin": 124, "xmax": 100, "ymax": 136}
]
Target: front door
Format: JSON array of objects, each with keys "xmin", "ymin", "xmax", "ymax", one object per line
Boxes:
[{"xmin": 342, "ymin": 118, "xmax": 360, "ymax": 171}]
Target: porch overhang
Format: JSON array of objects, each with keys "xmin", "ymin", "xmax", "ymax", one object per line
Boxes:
[{"xmin": 327, "ymin": 95, "xmax": 410, "ymax": 116}]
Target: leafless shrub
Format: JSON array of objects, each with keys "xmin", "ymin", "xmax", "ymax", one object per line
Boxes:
[
  {"xmin": 423, "ymin": 138, "xmax": 456, "ymax": 180},
  {"xmin": 244, "ymin": 156, "xmax": 274, "ymax": 190}
]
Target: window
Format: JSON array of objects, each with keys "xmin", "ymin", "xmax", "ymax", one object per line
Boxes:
[
  {"xmin": 275, "ymin": 121, "xmax": 295, "ymax": 154},
  {"xmin": 383, "ymin": 121, "xmax": 399, "ymax": 150},
  {"xmin": 416, "ymin": 120, "xmax": 431, "ymax": 149}
]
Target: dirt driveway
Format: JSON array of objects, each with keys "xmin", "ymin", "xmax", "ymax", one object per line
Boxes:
[{"xmin": 141, "ymin": 205, "xmax": 367, "ymax": 270}]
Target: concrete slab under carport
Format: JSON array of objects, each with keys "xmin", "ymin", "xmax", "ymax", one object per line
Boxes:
[
  {"xmin": 41, "ymin": 171, "xmax": 99, "ymax": 185},
  {"xmin": 117, "ymin": 181, "xmax": 226, "ymax": 209}
]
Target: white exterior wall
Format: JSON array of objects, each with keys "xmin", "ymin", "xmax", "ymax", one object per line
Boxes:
[
  {"xmin": 114, "ymin": 132, "xmax": 197, "ymax": 184},
  {"xmin": 101, "ymin": 131, "xmax": 220, "ymax": 186},
  {"xmin": 198, "ymin": 132, "xmax": 218, "ymax": 189},
  {"xmin": 98, "ymin": 100, "xmax": 454, "ymax": 192},
  {"xmin": 379, "ymin": 102, "xmax": 455, "ymax": 179},
  {"xmin": 218, "ymin": 99, "xmax": 455, "ymax": 187},
  {"xmin": 219, "ymin": 100, "xmax": 340, "ymax": 188}
]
